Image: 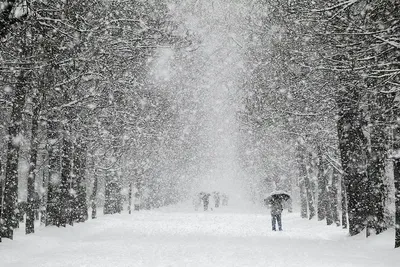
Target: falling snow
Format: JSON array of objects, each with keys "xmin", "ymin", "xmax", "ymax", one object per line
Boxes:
[{"xmin": 1, "ymin": 0, "xmax": 400, "ymax": 266}]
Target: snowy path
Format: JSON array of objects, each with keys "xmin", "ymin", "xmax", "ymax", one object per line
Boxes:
[{"xmin": 1, "ymin": 203, "xmax": 399, "ymax": 267}]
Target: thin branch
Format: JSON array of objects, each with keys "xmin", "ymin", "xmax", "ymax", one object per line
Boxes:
[
  {"xmin": 374, "ymin": 35, "xmax": 400, "ymax": 49},
  {"xmin": 311, "ymin": 0, "xmax": 359, "ymax": 13}
]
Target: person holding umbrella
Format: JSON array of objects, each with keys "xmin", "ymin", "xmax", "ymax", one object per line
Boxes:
[
  {"xmin": 200, "ymin": 192, "xmax": 211, "ymax": 211},
  {"xmin": 266, "ymin": 191, "xmax": 290, "ymax": 231}
]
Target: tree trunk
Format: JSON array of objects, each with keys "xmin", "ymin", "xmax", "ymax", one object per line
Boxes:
[
  {"xmin": 0, "ymin": 160, "xmax": 3, "ymax": 242},
  {"xmin": 304, "ymin": 153, "xmax": 316, "ymax": 220},
  {"xmin": 366, "ymin": 126, "xmax": 387, "ymax": 236},
  {"xmin": 296, "ymin": 146, "xmax": 308, "ymax": 218},
  {"xmin": 46, "ymin": 117, "xmax": 61, "ymax": 227},
  {"xmin": 104, "ymin": 176, "xmax": 112, "ymax": 214},
  {"xmin": 40, "ymin": 154, "xmax": 48, "ymax": 226},
  {"xmin": 325, "ymin": 186, "xmax": 333, "ymax": 226},
  {"xmin": 1, "ymin": 72, "xmax": 27, "ymax": 240},
  {"xmin": 104, "ymin": 175, "xmax": 121, "ymax": 215},
  {"xmin": 128, "ymin": 182, "xmax": 132, "ymax": 214},
  {"xmin": 73, "ymin": 140, "xmax": 88, "ymax": 223},
  {"xmin": 337, "ymin": 87, "xmax": 368, "ymax": 236},
  {"xmin": 79, "ymin": 146, "xmax": 88, "ymax": 222},
  {"xmin": 297, "ymin": 145, "xmax": 315, "ymax": 219},
  {"xmin": 297, "ymin": 146, "xmax": 308, "ymax": 218},
  {"xmin": 60, "ymin": 135, "xmax": 72, "ymax": 227},
  {"xmin": 366, "ymin": 92, "xmax": 393, "ymax": 236},
  {"xmin": 77, "ymin": 145, "xmax": 88, "ymax": 222},
  {"xmin": 26, "ymin": 90, "xmax": 43, "ymax": 234},
  {"xmin": 91, "ymin": 174, "xmax": 98, "ymax": 219},
  {"xmin": 0, "ymin": 0, "xmax": 19, "ymax": 37},
  {"xmin": 331, "ymin": 170, "xmax": 340, "ymax": 226},
  {"xmin": 304, "ymin": 175, "xmax": 316, "ymax": 220},
  {"xmin": 71, "ymin": 143, "xmax": 79, "ymax": 223},
  {"xmin": 287, "ymin": 195, "xmax": 293, "ymax": 213},
  {"xmin": 317, "ymin": 145, "xmax": 326, "ymax": 221},
  {"xmin": 394, "ymin": 154, "xmax": 400, "ymax": 248},
  {"xmin": 69, "ymin": 146, "xmax": 77, "ymax": 222},
  {"xmin": 393, "ymin": 112, "xmax": 400, "ymax": 248},
  {"xmin": 341, "ymin": 176, "xmax": 348, "ymax": 229},
  {"xmin": 299, "ymin": 180, "xmax": 308, "ymax": 218}
]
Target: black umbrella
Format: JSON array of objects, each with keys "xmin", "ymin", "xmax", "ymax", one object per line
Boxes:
[{"xmin": 265, "ymin": 191, "xmax": 291, "ymax": 204}]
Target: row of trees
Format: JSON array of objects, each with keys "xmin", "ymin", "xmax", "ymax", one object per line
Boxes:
[
  {"xmin": 2, "ymin": 0, "xmax": 399, "ymax": 249},
  {"xmin": 239, "ymin": 0, "xmax": 400, "ymax": 248},
  {"xmin": 0, "ymin": 0, "xmax": 192, "ymax": 242}
]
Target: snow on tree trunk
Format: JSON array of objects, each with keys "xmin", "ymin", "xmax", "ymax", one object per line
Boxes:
[
  {"xmin": 91, "ymin": 174, "xmax": 98, "ymax": 219},
  {"xmin": 297, "ymin": 146, "xmax": 308, "ymax": 219},
  {"xmin": 71, "ymin": 140, "xmax": 88, "ymax": 223},
  {"xmin": 317, "ymin": 145, "xmax": 327, "ymax": 221},
  {"xmin": 46, "ymin": 116, "xmax": 61, "ymax": 227},
  {"xmin": 128, "ymin": 182, "xmax": 132, "ymax": 215},
  {"xmin": 0, "ymin": 160, "xmax": 3, "ymax": 242},
  {"xmin": 393, "ymin": 118, "xmax": 400, "ymax": 248},
  {"xmin": 79, "ymin": 151, "xmax": 88, "ymax": 222},
  {"xmin": 40, "ymin": 158, "xmax": 47, "ymax": 226},
  {"xmin": 330, "ymin": 170, "xmax": 341, "ymax": 226},
  {"xmin": 297, "ymin": 145, "xmax": 315, "ymax": 219},
  {"xmin": 341, "ymin": 177, "xmax": 348, "ymax": 229},
  {"xmin": 304, "ymin": 174, "xmax": 316, "ymax": 220},
  {"xmin": 337, "ymin": 88, "xmax": 369, "ymax": 236},
  {"xmin": 394, "ymin": 153, "xmax": 400, "ymax": 248},
  {"xmin": 0, "ymin": 0, "xmax": 20, "ymax": 37},
  {"xmin": 366, "ymin": 92, "xmax": 393, "ymax": 236},
  {"xmin": 60, "ymin": 135, "xmax": 73, "ymax": 227},
  {"xmin": 26, "ymin": 90, "xmax": 43, "ymax": 234},
  {"xmin": 305, "ymin": 153, "xmax": 316, "ymax": 220},
  {"xmin": 1, "ymin": 71, "xmax": 27, "ymax": 240},
  {"xmin": 104, "ymin": 172, "xmax": 122, "ymax": 215},
  {"xmin": 300, "ymin": 180, "xmax": 308, "ymax": 219},
  {"xmin": 325, "ymin": 186, "xmax": 333, "ymax": 226}
]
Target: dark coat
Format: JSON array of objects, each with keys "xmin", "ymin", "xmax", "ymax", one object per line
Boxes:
[
  {"xmin": 269, "ymin": 199, "xmax": 283, "ymax": 215},
  {"xmin": 201, "ymin": 193, "xmax": 210, "ymax": 203}
]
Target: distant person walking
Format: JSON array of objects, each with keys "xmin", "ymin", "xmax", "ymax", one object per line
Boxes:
[
  {"xmin": 266, "ymin": 191, "xmax": 290, "ymax": 231},
  {"xmin": 221, "ymin": 194, "xmax": 229, "ymax": 206},
  {"xmin": 213, "ymin": 192, "xmax": 220, "ymax": 208},
  {"xmin": 201, "ymin": 193, "xmax": 210, "ymax": 211},
  {"xmin": 269, "ymin": 198, "xmax": 283, "ymax": 231}
]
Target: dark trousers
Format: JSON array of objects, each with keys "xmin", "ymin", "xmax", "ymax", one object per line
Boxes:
[{"xmin": 272, "ymin": 213, "xmax": 282, "ymax": 231}]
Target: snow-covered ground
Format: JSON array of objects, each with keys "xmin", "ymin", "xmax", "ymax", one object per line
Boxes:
[{"xmin": 1, "ymin": 201, "xmax": 399, "ymax": 267}]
